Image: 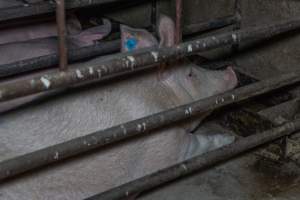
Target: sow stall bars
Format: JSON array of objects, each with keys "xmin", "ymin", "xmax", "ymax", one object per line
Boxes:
[
  {"xmin": 0, "ymin": 0, "xmax": 240, "ymax": 77},
  {"xmin": 1, "ymin": 0, "xmax": 300, "ymax": 199}
]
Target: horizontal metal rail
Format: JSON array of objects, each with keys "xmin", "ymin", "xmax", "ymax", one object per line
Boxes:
[
  {"xmin": 1, "ymin": 69, "xmax": 300, "ymax": 181},
  {"xmin": 0, "ymin": 40, "xmax": 120, "ymax": 78},
  {"xmin": 183, "ymin": 14, "xmax": 240, "ymax": 36},
  {"xmin": 0, "ymin": 0, "xmax": 140, "ymax": 22},
  {"xmin": 1, "ymin": 18, "xmax": 300, "ymax": 102},
  {"xmin": 85, "ymin": 119, "xmax": 300, "ymax": 200},
  {"xmin": 0, "ymin": 14, "xmax": 239, "ymax": 78}
]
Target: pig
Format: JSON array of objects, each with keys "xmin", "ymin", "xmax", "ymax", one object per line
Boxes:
[
  {"xmin": 0, "ymin": 16, "xmax": 113, "ymax": 46},
  {"xmin": 0, "ymin": 18, "xmax": 112, "ymax": 66},
  {"xmin": 0, "ymin": 18, "xmax": 112, "ymax": 113},
  {"xmin": 0, "ymin": 15, "xmax": 82, "ymax": 45},
  {"xmin": 0, "ymin": 15, "xmax": 237, "ymax": 199},
  {"xmin": 121, "ymin": 25, "xmax": 158, "ymax": 52}
]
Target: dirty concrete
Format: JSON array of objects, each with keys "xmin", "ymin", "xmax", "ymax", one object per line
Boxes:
[
  {"xmin": 234, "ymin": 0, "xmax": 300, "ymax": 80},
  {"xmin": 138, "ymin": 121, "xmax": 300, "ymax": 200},
  {"xmin": 140, "ymin": 153, "xmax": 300, "ymax": 200}
]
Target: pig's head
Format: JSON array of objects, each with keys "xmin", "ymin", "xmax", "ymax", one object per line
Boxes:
[
  {"xmin": 181, "ymin": 65, "xmax": 238, "ymax": 99},
  {"xmin": 69, "ymin": 19, "xmax": 112, "ymax": 47},
  {"xmin": 158, "ymin": 14, "xmax": 175, "ymax": 48},
  {"xmin": 156, "ymin": 15, "xmax": 238, "ymax": 99},
  {"xmin": 120, "ymin": 15, "xmax": 238, "ymax": 100},
  {"xmin": 120, "ymin": 25, "xmax": 158, "ymax": 52}
]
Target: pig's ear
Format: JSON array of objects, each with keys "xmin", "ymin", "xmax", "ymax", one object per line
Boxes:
[
  {"xmin": 121, "ymin": 25, "xmax": 158, "ymax": 52},
  {"xmin": 120, "ymin": 25, "xmax": 136, "ymax": 52},
  {"xmin": 158, "ymin": 14, "xmax": 175, "ymax": 47},
  {"xmin": 70, "ymin": 19, "xmax": 112, "ymax": 47}
]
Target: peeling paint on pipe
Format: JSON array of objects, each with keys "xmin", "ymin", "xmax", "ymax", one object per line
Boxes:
[
  {"xmin": 1, "ymin": 69, "xmax": 300, "ymax": 181},
  {"xmin": 0, "ymin": 18, "xmax": 300, "ymax": 102}
]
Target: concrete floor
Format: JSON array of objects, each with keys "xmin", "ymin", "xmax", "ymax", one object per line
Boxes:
[
  {"xmin": 138, "ymin": 120, "xmax": 300, "ymax": 200},
  {"xmin": 141, "ymin": 153, "xmax": 300, "ymax": 200}
]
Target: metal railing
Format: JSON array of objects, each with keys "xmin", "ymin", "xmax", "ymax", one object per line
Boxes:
[{"xmin": 2, "ymin": 1, "xmax": 300, "ymax": 200}]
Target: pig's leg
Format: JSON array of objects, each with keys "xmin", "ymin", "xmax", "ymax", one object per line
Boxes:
[{"xmin": 181, "ymin": 123, "xmax": 236, "ymax": 160}]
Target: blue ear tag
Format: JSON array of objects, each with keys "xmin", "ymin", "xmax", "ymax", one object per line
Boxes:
[{"xmin": 125, "ymin": 38, "xmax": 138, "ymax": 52}]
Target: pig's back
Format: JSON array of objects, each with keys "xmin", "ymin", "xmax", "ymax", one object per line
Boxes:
[
  {"xmin": 0, "ymin": 38, "xmax": 58, "ymax": 65},
  {"xmin": 0, "ymin": 65, "xmax": 189, "ymax": 199}
]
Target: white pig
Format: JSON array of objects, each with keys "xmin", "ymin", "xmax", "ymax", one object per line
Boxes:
[
  {"xmin": 0, "ymin": 15, "xmax": 237, "ymax": 199},
  {"xmin": 0, "ymin": 18, "xmax": 112, "ymax": 65},
  {"xmin": 0, "ymin": 15, "xmax": 82, "ymax": 45}
]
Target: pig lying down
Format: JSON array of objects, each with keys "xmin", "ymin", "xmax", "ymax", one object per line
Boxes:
[
  {"xmin": 0, "ymin": 15, "xmax": 82, "ymax": 46},
  {"xmin": 0, "ymin": 16, "xmax": 111, "ymax": 113},
  {"xmin": 0, "ymin": 18, "xmax": 112, "ymax": 66},
  {"xmin": 0, "ymin": 15, "xmax": 237, "ymax": 199}
]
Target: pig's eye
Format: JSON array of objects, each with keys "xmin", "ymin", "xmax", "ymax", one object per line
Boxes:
[
  {"xmin": 125, "ymin": 38, "xmax": 138, "ymax": 51},
  {"xmin": 188, "ymin": 71, "xmax": 194, "ymax": 78}
]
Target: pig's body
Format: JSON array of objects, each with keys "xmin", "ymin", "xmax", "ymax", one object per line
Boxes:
[
  {"xmin": 0, "ymin": 15, "xmax": 237, "ymax": 199},
  {"xmin": 0, "ymin": 19, "xmax": 111, "ymax": 65},
  {"xmin": 0, "ymin": 60, "xmax": 237, "ymax": 200},
  {"xmin": 0, "ymin": 17, "xmax": 82, "ymax": 45},
  {"xmin": 0, "ymin": 37, "xmax": 59, "ymax": 65}
]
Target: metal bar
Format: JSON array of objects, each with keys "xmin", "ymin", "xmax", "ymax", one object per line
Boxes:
[
  {"xmin": 175, "ymin": 0, "xmax": 183, "ymax": 44},
  {"xmin": 1, "ymin": 69, "xmax": 300, "ymax": 181},
  {"xmin": 151, "ymin": 0, "xmax": 157, "ymax": 32},
  {"xmin": 56, "ymin": 0, "xmax": 68, "ymax": 70},
  {"xmin": 0, "ymin": 18, "xmax": 300, "ymax": 102},
  {"xmin": 85, "ymin": 119, "xmax": 300, "ymax": 200},
  {"xmin": 232, "ymin": 0, "xmax": 242, "ymax": 52},
  {"xmin": 183, "ymin": 14, "xmax": 239, "ymax": 36},
  {"xmin": 0, "ymin": 13, "xmax": 237, "ymax": 78},
  {"xmin": 0, "ymin": 0, "xmax": 140, "ymax": 22},
  {"xmin": 0, "ymin": 40, "xmax": 120, "ymax": 78}
]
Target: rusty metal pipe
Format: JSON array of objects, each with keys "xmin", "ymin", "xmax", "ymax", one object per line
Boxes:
[
  {"xmin": 0, "ymin": 40, "xmax": 120, "ymax": 78},
  {"xmin": 151, "ymin": 0, "xmax": 157, "ymax": 32},
  {"xmin": 175, "ymin": 0, "xmax": 183, "ymax": 44},
  {"xmin": 1, "ymin": 69, "xmax": 300, "ymax": 181},
  {"xmin": 0, "ymin": 14, "xmax": 240, "ymax": 78},
  {"xmin": 56, "ymin": 0, "xmax": 68, "ymax": 70},
  {"xmin": 232, "ymin": 0, "xmax": 242, "ymax": 52},
  {"xmin": 85, "ymin": 119, "xmax": 300, "ymax": 200},
  {"xmin": 0, "ymin": 18, "xmax": 300, "ymax": 102}
]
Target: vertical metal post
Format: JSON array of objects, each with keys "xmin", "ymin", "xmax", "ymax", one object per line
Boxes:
[
  {"xmin": 151, "ymin": 0, "xmax": 157, "ymax": 32},
  {"xmin": 56, "ymin": 0, "xmax": 68, "ymax": 71},
  {"xmin": 232, "ymin": 0, "xmax": 241, "ymax": 52},
  {"xmin": 175, "ymin": 0, "xmax": 183, "ymax": 44}
]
